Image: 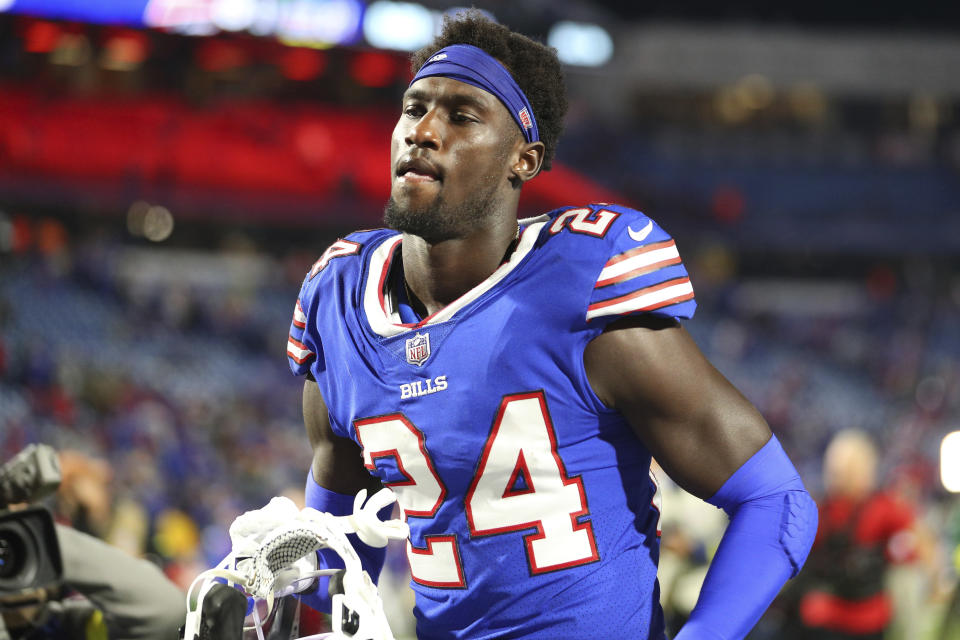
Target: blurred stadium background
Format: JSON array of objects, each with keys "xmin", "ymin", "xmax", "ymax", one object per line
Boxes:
[{"xmin": 1, "ymin": 0, "xmax": 959, "ymax": 637}]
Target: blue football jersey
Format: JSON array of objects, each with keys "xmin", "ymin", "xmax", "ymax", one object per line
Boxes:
[{"xmin": 287, "ymin": 204, "xmax": 696, "ymax": 639}]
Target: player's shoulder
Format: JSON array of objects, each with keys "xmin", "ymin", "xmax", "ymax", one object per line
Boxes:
[
  {"xmin": 531, "ymin": 203, "xmax": 696, "ymax": 323},
  {"xmin": 534, "ymin": 203, "xmax": 667, "ymax": 249},
  {"xmin": 288, "ymin": 228, "xmax": 396, "ymax": 375},
  {"xmin": 531, "ymin": 203, "xmax": 680, "ymax": 270},
  {"xmin": 298, "ymin": 227, "xmax": 397, "ymax": 297}
]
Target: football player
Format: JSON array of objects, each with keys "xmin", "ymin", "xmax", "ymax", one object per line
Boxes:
[{"xmin": 284, "ymin": 11, "xmax": 818, "ymax": 640}]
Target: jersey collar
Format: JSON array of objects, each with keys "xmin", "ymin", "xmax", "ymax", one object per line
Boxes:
[{"xmin": 363, "ymin": 221, "xmax": 546, "ymax": 338}]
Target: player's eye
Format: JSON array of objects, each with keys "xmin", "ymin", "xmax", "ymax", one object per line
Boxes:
[{"xmin": 403, "ymin": 104, "xmax": 425, "ymax": 118}]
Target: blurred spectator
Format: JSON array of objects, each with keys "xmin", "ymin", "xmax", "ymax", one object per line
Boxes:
[
  {"xmin": 55, "ymin": 450, "xmax": 114, "ymax": 538},
  {"xmin": 783, "ymin": 430, "xmax": 918, "ymax": 639}
]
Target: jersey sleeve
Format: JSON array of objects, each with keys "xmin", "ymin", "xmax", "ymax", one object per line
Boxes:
[
  {"xmin": 287, "ymin": 238, "xmax": 361, "ymax": 376},
  {"xmin": 585, "ymin": 207, "xmax": 696, "ymax": 324},
  {"xmin": 287, "ymin": 287, "xmax": 318, "ymax": 376},
  {"xmin": 286, "ymin": 237, "xmax": 364, "ymax": 376}
]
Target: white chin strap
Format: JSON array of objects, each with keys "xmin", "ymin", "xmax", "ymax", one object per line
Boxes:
[{"xmin": 183, "ymin": 489, "xmax": 409, "ymax": 640}]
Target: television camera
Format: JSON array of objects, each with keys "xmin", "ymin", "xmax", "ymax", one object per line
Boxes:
[{"xmin": 0, "ymin": 444, "xmax": 65, "ymax": 637}]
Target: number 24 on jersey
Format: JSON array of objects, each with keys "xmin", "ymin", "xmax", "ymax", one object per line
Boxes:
[{"xmin": 354, "ymin": 391, "xmax": 599, "ymax": 588}]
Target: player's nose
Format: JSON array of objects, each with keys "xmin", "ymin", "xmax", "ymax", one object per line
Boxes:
[{"xmin": 405, "ymin": 109, "xmax": 441, "ymax": 150}]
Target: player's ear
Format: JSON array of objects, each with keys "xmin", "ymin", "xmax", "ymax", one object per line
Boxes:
[{"xmin": 510, "ymin": 141, "xmax": 545, "ymax": 185}]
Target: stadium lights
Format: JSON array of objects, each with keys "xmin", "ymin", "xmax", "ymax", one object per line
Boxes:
[
  {"xmin": 350, "ymin": 50, "xmax": 398, "ymax": 87},
  {"xmin": 362, "ymin": 3, "xmax": 496, "ymax": 53},
  {"xmin": 547, "ymin": 20, "xmax": 614, "ymax": 67},
  {"xmin": 275, "ymin": 0, "xmax": 363, "ymax": 48},
  {"xmin": 23, "ymin": 20, "xmax": 62, "ymax": 53},
  {"xmin": 128, "ymin": 201, "xmax": 174, "ymax": 242},
  {"xmin": 8, "ymin": 0, "xmax": 620, "ymax": 69},
  {"xmin": 100, "ymin": 30, "xmax": 150, "ymax": 71},
  {"xmin": 144, "ymin": 0, "xmax": 364, "ymax": 46},
  {"xmin": 942, "ymin": 431, "xmax": 960, "ymax": 493},
  {"xmin": 363, "ymin": 1, "xmax": 434, "ymax": 52},
  {"xmin": 210, "ymin": 0, "xmax": 258, "ymax": 32},
  {"xmin": 3, "ymin": 0, "xmax": 147, "ymax": 26}
]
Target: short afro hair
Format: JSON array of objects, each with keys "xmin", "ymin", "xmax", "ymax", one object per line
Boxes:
[{"xmin": 410, "ymin": 11, "xmax": 567, "ymax": 172}]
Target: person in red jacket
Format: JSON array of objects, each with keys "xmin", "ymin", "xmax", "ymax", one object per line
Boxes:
[{"xmin": 794, "ymin": 429, "xmax": 915, "ymax": 639}]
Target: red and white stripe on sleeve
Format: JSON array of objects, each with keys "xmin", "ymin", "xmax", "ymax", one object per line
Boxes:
[
  {"xmin": 586, "ymin": 214, "xmax": 696, "ymax": 323},
  {"xmin": 287, "ymin": 298, "xmax": 316, "ymax": 372}
]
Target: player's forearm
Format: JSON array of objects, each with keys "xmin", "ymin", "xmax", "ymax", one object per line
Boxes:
[
  {"xmin": 675, "ymin": 498, "xmax": 801, "ymax": 639},
  {"xmin": 675, "ymin": 436, "xmax": 818, "ymax": 640}
]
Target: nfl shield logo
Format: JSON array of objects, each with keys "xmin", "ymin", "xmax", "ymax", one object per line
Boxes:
[
  {"xmin": 518, "ymin": 107, "xmax": 532, "ymax": 130},
  {"xmin": 405, "ymin": 332, "xmax": 431, "ymax": 366}
]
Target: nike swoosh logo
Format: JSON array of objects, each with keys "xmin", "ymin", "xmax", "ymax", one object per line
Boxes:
[{"xmin": 627, "ymin": 220, "xmax": 654, "ymax": 242}]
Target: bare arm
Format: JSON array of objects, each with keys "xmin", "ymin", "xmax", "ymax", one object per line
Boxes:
[
  {"xmin": 584, "ymin": 315, "xmax": 771, "ymax": 500},
  {"xmin": 303, "ymin": 378, "xmax": 381, "ymax": 495},
  {"xmin": 587, "ymin": 315, "xmax": 816, "ymax": 639}
]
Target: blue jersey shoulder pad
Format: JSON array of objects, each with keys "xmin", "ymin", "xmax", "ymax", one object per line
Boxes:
[
  {"xmin": 536, "ymin": 204, "xmax": 696, "ymax": 325},
  {"xmin": 286, "ymin": 229, "xmax": 394, "ymax": 376}
]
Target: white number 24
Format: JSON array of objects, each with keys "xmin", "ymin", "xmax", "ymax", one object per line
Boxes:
[{"xmin": 354, "ymin": 391, "xmax": 599, "ymax": 588}]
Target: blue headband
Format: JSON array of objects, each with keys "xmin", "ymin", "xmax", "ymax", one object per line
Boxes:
[{"xmin": 410, "ymin": 43, "xmax": 540, "ymax": 144}]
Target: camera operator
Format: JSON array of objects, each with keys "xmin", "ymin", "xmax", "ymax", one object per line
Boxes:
[{"xmin": 0, "ymin": 444, "xmax": 185, "ymax": 639}]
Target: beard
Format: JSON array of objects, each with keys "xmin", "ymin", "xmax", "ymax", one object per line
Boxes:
[{"xmin": 384, "ymin": 181, "xmax": 499, "ymax": 244}]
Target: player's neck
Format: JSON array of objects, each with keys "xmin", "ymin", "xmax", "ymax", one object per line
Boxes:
[{"xmin": 401, "ymin": 219, "xmax": 519, "ymax": 316}]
